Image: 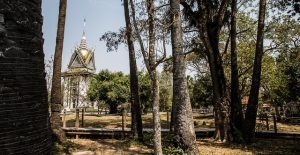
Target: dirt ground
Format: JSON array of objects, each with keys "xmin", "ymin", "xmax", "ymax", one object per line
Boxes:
[{"xmin": 53, "ymin": 138, "xmax": 300, "ymax": 155}]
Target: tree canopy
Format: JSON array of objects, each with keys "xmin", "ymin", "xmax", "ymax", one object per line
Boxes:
[{"xmin": 88, "ymin": 70, "xmax": 130, "ymax": 114}]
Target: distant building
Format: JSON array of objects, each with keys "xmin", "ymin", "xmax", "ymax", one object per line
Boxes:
[{"xmin": 61, "ymin": 31, "xmax": 96, "ymax": 111}]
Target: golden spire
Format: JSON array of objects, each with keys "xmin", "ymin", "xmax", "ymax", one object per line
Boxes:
[{"xmin": 79, "ymin": 18, "xmax": 89, "ymax": 59}]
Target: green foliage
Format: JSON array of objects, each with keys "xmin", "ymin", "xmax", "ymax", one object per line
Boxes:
[
  {"xmin": 234, "ymin": 12, "xmax": 257, "ymax": 96},
  {"xmin": 163, "ymin": 146, "xmax": 185, "ymax": 155},
  {"xmin": 88, "ymin": 70, "xmax": 173, "ymax": 114},
  {"xmin": 189, "ymin": 74, "xmax": 213, "ymax": 109},
  {"xmin": 51, "ymin": 140, "xmax": 78, "ymax": 155},
  {"xmin": 261, "ymin": 17, "xmax": 300, "ymax": 108},
  {"xmin": 274, "ymin": 0, "xmax": 300, "ymax": 19},
  {"xmin": 88, "ymin": 70, "xmax": 129, "ymax": 114},
  {"xmin": 159, "ymin": 70, "xmax": 172, "ymax": 111},
  {"xmin": 162, "ymin": 134, "xmax": 185, "ymax": 155},
  {"xmin": 138, "ymin": 72, "xmax": 152, "ymax": 113}
]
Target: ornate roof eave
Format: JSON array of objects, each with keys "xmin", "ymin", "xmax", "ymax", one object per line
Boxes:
[{"xmin": 61, "ymin": 69, "xmax": 96, "ymax": 77}]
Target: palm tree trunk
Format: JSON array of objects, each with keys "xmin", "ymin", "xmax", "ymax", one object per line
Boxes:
[
  {"xmin": 244, "ymin": 0, "xmax": 267, "ymax": 143},
  {"xmin": 0, "ymin": 0, "xmax": 51, "ymax": 153},
  {"xmin": 50, "ymin": 0, "xmax": 67, "ymax": 141},
  {"xmin": 123, "ymin": 0, "xmax": 143, "ymax": 141},
  {"xmin": 170, "ymin": 0, "xmax": 198, "ymax": 153}
]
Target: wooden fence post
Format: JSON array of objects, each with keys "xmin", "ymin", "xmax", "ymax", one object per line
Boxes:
[
  {"xmin": 81, "ymin": 108, "xmax": 84, "ymax": 127},
  {"xmin": 167, "ymin": 111, "xmax": 170, "ymax": 129},
  {"xmin": 75, "ymin": 108, "xmax": 79, "ymax": 139},
  {"xmin": 63, "ymin": 110, "xmax": 66, "ymax": 128},
  {"xmin": 122, "ymin": 109, "xmax": 126, "ymax": 139},
  {"xmin": 273, "ymin": 115, "xmax": 277, "ymax": 134},
  {"xmin": 266, "ymin": 115, "xmax": 269, "ymax": 131}
]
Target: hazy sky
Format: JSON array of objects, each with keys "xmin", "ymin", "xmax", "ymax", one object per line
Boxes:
[{"xmin": 42, "ymin": 0, "xmax": 134, "ymax": 73}]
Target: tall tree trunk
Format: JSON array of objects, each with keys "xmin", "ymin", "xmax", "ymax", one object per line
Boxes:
[
  {"xmin": 0, "ymin": 0, "xmax": 51, "ymax": 153},
  {"xmin": 148, "ymin": 1, "xmax": 162, "ymax": 155},
  {"xmin": 130, "ymin": 0, "xmax": 162, "ymax": 152},
  {"xmin": 150, "ymin": 72, "xmax": 162, "ymax": 155},
  {"xmin": 230, "ymin": 0, "xmax": 244, "ymax": 142},
  {"xmin": 50, "ymin": 0, "xmax": 67, "ymax": 142},
  {"xmin": 123, "ymin": 0, "xmax": 143, "ymax": 141},
  {"xmin": 147, "ymin": 0, "xmax": 162, "ymax": 154},
  {"xmin": 244, "ymin": 0, "xmax": 267, "ymax": 143},
  {"xmin": 170, "ymin": 0, "xmax": 198, "ymax": 153},
  {"xmin": 201, "ymin": 26, "xmax": 230, "ymax": 142}
]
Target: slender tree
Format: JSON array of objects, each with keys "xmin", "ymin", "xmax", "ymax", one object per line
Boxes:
[
  {"xmin": 170, "ymin": 0, "xmax": 198, "ymax": 153},
  {"xmin": 0, "ymin": 0, "xmax": 51, "ymax": 153},
  {"xmin": 130, "ymin": 0, "xmax": 167, "ymax": 154},
  {"xmin": 123, "ymin": 0, "xmax": 143, "ymax": 141},
  {"xmin": 230, "ymin": 0, "xmax": 244, "ymax": 141},
  {"xmin": 146, "ymin": 0, "xmax": 162, "ymax": 153},
  {"xmin": 50, "ymin": 0, "xmax": 67, "ymax": 141},
  {"xmin": 244, "ymin": 0, "xmax": 267, "ymax": 142}
]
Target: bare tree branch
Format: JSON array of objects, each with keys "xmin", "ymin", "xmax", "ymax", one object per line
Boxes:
[
  {"xmin": 130, "ymin": 0, "xmax": 150, "ymax": 71},
  {"xmin": 154, "ymin": 31, "xmax": 167, "ymax": 68}
]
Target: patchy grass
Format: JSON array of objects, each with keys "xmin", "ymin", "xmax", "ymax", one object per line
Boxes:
[
  {"xmin": 255, "ymin": 119, "xmax": 300, "ymax": 132},
  {"xmin": 65, "ymin": 112, "xmax": 214, "ymax": 129},
  {"xmin": 59, "ymin": 112, "xmax": 300, "ymax": 154},
  {"xmin": 64, "ymin": 112, "xmax": 299, "ymax": 133},
  {"xmin": 60, "ymin": 138, "xmax": 152, "ymax": 155},
  {"xmin": 51, "ymin": 140, "xmax": 80, "ymax": 154},
  {"xmin": 273, "ymin": 122, "xmax": 300, "ymax": 132}
]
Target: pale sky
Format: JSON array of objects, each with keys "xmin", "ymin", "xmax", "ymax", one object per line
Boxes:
[{"xmin": 42, "ymin": 0, "xmax": 134, "ymax": 73}]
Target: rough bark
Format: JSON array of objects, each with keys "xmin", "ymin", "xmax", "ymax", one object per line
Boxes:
[
  {"xmin": 192, "ymin": 0, "xmax": 230, "ymax": 141},
  {"xmin": 244, "ymin": 0, "xmax": 267, "ymax": 143},
  {"xmin": 230, "ymin": 0, "xmax": 244, "ymax": 142},
  {"xmin": 201, "ymin": 25, "xmax": 230, "ymax": 142},
  {"xmin": 0, "ymin": 0, "xmax": 51, "ymax": 153},
  {"xmin": 50, "ymin": 0, "xmax": 67, "ymax": 142},
  {"xmin": 170, "ymin": 0, "xmax": 198, "ymax": 153},
  {"xmin": 147, "ymin": 0, "xmax": 162, "ymax": 154},
  {"xmin": 150, "ymin": 72, "xmax": 162, "ymax": 155},
  {"xmin": 123, "ymin": 0, "xmax": 143, "ymax": 141},
  {"xmin": 180, "ymin": 0, "xmax": 231, "ymax": 142}
]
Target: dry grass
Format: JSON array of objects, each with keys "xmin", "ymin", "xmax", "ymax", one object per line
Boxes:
[
  {"xmin": 64, "ymin": 112, "xmax": 299, "ymax": 133},
  {"xmin": 58, "ymin": 113, "xmax": 299, "ymax": 154},
  {"xmin": 198, "ymin": 138, "xmax": 299, "ymax": 155},
  {"xmin": 53, "ymin": 138, "xmax": 299, "ymax": 155},
  {"xmin": 70, "ymin": 139, "xmax": 151, "ymax": 155}
]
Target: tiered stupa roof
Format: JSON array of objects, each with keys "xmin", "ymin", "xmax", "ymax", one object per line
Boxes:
[{"xmin": 62, "ymin": 30, "xmax": 96, "ymax": 77}]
